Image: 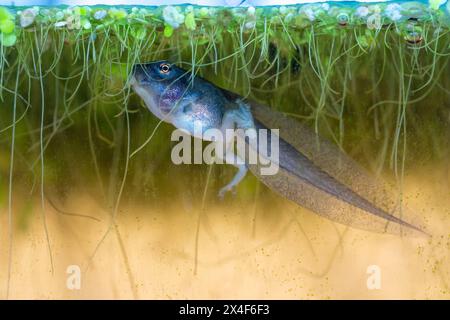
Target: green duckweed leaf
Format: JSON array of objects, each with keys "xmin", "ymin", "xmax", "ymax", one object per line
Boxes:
[
  {"xmin": 79, "ymin": 6, "xmax": 88, "ymax": 16},
  {"xmin": 0, "ymin": 19, "xmax": 14, "ymax": 34},
  {"xmin": 164, "ymin": 24, "xmax": 174, "ymax": 37},
  {"xmin": 0, "ymin": 32, "xmax": 17, "ymax": 47},
  {"xmin": 198, "ymin": 8, "xmax": 209, "ymax": 18},
  {"xmin": 185, "ymin": 12, "xmax": 196, "ymax": 31},
  {"xmin": 0, "ymin": 7, "xmax": 13, "ymax": 22},
  {"xmin": 429, "ymin": 0, "xmax": 445, "ymax": 10},
  {"xmin": 109, "ymin": 8, "xmax": 127, "ymax": 20}
]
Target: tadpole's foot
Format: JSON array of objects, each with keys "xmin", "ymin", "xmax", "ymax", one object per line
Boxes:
[{"xmin": 218, "ymin": 185, "xmax": 237, "ymax": 200}]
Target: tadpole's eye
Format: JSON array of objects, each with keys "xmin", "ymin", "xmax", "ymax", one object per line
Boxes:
[{"xmin": 159, "ymin": 63, "xmax": 171, "ymax": 74}]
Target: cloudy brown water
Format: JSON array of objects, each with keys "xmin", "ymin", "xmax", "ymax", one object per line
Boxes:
[{"xmin": 0, "ymin": 164, "xmax": 448, "ymax": 300}]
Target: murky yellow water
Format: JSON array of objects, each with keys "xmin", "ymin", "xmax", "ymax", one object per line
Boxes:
[{"xmin": 0, "ymin": 167, "xmax": 449, "ymax": 299}]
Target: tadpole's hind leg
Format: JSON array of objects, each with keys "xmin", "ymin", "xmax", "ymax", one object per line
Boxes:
[
  {"xmin": 217, "ymin": 148, "xmax": 248, "ymax": 199},
  {"xmin": 216, "ymin": 103, "xmax": 255, "ymax": 199}
]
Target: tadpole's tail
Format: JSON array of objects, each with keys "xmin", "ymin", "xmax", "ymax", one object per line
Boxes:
[
  {"xmin": 220, "ymin": 88, "xmax": 428, "ymax": 236},
  {"xmin": 244, "ymin": 109, "xmax": 428, "ymax": 236}
]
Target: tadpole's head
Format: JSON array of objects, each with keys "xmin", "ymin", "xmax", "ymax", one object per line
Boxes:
[{"xmin": 130, "ymin": 61, "xmax": 189, "ymax": 119}]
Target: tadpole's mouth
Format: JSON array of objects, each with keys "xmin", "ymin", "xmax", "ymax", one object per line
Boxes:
[
  {"xmin": 130, "ymin": 64, "xmax": 153, "ymax": 88},
  {"xmin": 129, "ymin": 64, "xmax": 143, "ymax": 87}
]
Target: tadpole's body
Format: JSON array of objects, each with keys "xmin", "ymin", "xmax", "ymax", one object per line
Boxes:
[{"xmin": 131, "ymin": 61, "xmax": 426, "ymax": 236}]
